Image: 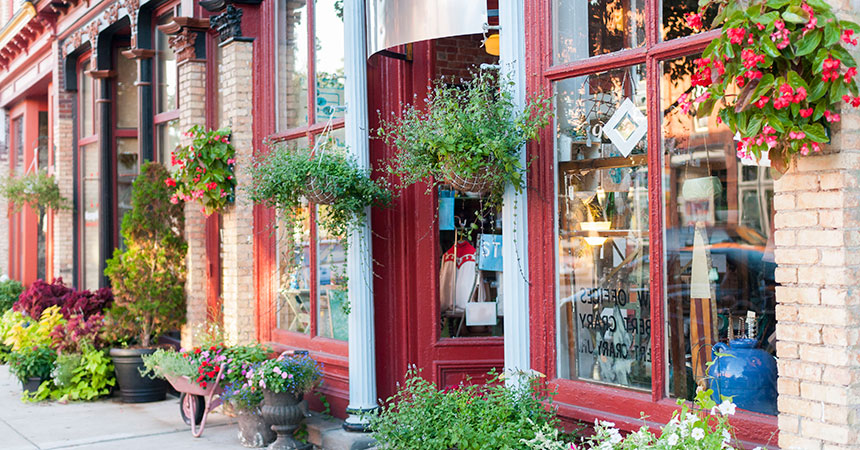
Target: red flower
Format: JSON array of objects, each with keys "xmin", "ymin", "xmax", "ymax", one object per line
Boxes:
[
  {"xmin": 845, "ymin": 67, "xmax": 857, "ymax": 83},
  {"xmin": 685, "ymin": 12, "xmax": 703, "ymax": 31},
  {"xmin": 843, "ymin": 29, "xmax": 858, "ymax": 46},
  {"xmin": 825, "ymin": 110, "xmax": 841, "ymax": 123},
  {"xmin": 727, "ymin": 28, "xmax": 746, "ymax": 44},
  {"xmin": 207, "ymin": 182, "xmax": 218, "ymax": 190},
  {"xmin": 754, "ymin": 96, "xmax": 770, "ymax": 109},
  {"xmin": 799, "ymin": 108, "xmax": 813, "ymax": 118},
  {"xmin": 164, "ymin": 178, "xmax": 176, "ymax": 187}
]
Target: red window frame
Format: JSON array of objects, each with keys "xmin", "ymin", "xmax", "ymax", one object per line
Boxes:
[
  {"xmin": 153, "ymin": 2, "xmax": 181, "ymax": 166},
  {"xmin": 525, "ymin": 0, "xmax": 778, "ymax": 444},
  {"xmin": 267, "ymin": 0, "xmax": 347, "ymax": 356},
  {"xmin": 76, "ymin": 50, "xmax": 98, "ymax": 289}
]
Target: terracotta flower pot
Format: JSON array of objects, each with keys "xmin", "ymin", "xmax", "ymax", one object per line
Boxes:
[
  {"xmin": 261, "ymin": 390, "xmax": 310, "ymax": 450},
  {"xmin": 237, "ymin": 409, "xmax": 276, "ymax": 448}
]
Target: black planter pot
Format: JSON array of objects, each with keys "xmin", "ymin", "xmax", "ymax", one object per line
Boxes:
[
  {"xmin": 109, "ymin": 348, "xmax": 168, "ymax": 403},
  {"xmin": 237, "ymin": 409, "xmax": 276, "ymax": 448},
  {"xmin": 21, "ymin": 377, "xmax": 44, "ymax": 392},
  {"xmin": 261, "ymin": 390, "xmax": 311, "ymax": 450}
]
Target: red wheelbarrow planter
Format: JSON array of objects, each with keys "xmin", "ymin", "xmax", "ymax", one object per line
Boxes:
[{"xmin": 159, "ymin": 363, "xmax": 226, "ymax": 437}]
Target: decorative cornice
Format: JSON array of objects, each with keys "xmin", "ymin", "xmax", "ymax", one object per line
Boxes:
[
  {"xmin": 88, "ymin": 69, "xmax": 116, "ymax": 79},
  {"xmin": 121, "ymin": 48, "xmax": 156, "ymax": 59},
  {"xmin": 0, "ymin": 3, "xmax": 37, "ymax": 50},
  {"xmin": 210, "ymin": 5, "xmax": 247, "ymax": 43},
  {"xmin": 199, "ymin": 0, "xmax": 261, "ymax": 13},
  {"xmin": 158, "ymin": 18, "xmax": 210, "ymax": 63}
]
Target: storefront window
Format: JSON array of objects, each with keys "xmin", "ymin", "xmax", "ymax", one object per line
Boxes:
[
  {"xmin": 661, "ymin": 57, "xmax": 776, "ymax": 414},
  {"xmin": 313, "ymin": 0, "xmax": 345, "ymax": 122},
  {"xmin": 317, "ymin": 204, "xmax": 348, "ymax": 340},
  {"xmin": 555, "ymin": 64, "xmax": 650, "ymax": 389},
  {"xmin": 80, "ymin": 61, "xmax": 93, "ymax": 136},
  {"xmin": 277, "ymin": 153, "xmax": 312, "ymax": 334},
  {"xmin": 156, "ymin": 12, "xmax": 177, "ymax": 114},
  {"xmin": 276, "ymin": 0, "xmax": 309, "ymax": 131},
  {"xmin": 82, "ymin": 141, "xmax": 100, "ymax": 290},
  {"xmin": 552, "ymin": 0, "xmax": 646, "ymax": 64}
]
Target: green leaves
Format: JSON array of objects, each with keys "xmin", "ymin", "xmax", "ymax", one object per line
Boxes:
[
  {"xmin": 171, "ymin": 125, "xmax": 237, "ymax": 216},
  {"xmin": 0, "ymin": 170, "xmax": 71, "ymax": 214},
  {"xmin": 795, "ymin": 29, "xmax": 821, "ymax": 57},
  {"xmin": 802, "ymin": 123, "xmax": 828, "ymax": 142}
]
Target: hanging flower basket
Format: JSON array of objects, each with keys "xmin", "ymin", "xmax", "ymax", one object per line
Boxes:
[
  {"xmin": 168, "ymin": 125, "xmax": 237, "ymax": 216},
  {"xmin": 304, "ymin": 176, "xmax": 338, "ymax": 205},
  {"xmin": 0, "ymin": 170, "xmax": 71, "ymax": 213},
  {"xmin": 442, "ymin": 161, "xmax": 500, "ymax": 195},
  {"xmin": 683, "ymin": 0, "xmax": 860, "ymax": 171}
]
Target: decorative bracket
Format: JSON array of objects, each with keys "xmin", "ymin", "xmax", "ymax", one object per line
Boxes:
[
  {"xmin": 210, "ymin": 5, "xmax": 251, "ymax": 43},
  {"xmin": 157, "ymin": 17, "xmax": 210, "ymax": 63}
]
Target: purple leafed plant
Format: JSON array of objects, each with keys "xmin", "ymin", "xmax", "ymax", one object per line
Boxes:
[{"xmin": 13, "ymin": 278, "xmax": 73, "ymax": 319}]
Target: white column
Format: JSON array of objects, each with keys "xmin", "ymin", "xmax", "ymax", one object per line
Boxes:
[
  {"xmin": 499, "ymin": 0, "xmax": 531, "ymax": 386},
  {"xmin": 343, "ymin": 0, "xmax": 377, "ymax": 431}
]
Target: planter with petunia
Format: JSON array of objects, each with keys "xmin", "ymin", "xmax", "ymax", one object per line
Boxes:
[
  {"xmin": 684, "ymin": 0, "xmax": 860, "ymax": 172},
  {"xmin": 168, "ymin": 125, "xmax": 237, "ymax": 216}
]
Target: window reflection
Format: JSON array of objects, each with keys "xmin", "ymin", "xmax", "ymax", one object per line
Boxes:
[
  {"xmin": 555, "ymin": 64, "xmax": 651, "ymax": 390},
  {"xmin": 553, "ymin": 0, "xmax": 646, "ymax": 64},
  {"xmin": 156, "ymin": 13, "xmax": 177, "ymax": 114},
  {"xmin": 314, "ymin": 0, "xmax": 345, "ymax": 122},
  {"xmin": 277, "ymin": 0, "xmax": 309, "ymax": 130},
  {"xmin": 661, "ymin": 56, "xmax": 777, "ymax": 415}
]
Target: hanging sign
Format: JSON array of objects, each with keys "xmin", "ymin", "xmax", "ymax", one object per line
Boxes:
[
  {"xmin": 603, "ymin": 98, "xmax": 647, "ymax": 158},
  {"xmin": 477, "ymin": 234, "xmax": 503, "ymax": 272},
  {"xmin": 366, "ymin": 0, "xmax": 488, "ymax": 57},
  {"xmin": 439, "ymin": 191, "xmax": 455, "ymax": 231}
]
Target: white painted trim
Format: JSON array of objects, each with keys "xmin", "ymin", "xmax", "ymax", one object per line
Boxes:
[{"xmin": 499, "ymin": 0, "xmax": 531, "ymax": 385}]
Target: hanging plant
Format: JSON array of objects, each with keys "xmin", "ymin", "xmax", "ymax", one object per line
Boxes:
[
  {"xmin": 377, "ymin": 70, "xmax": 552, "ymax": 221},
  {"xmin": 168, "ymin": 125, "xmax": 237, "ymax": 216},
  {"xmin": 685, "ymin": 0, "xmax": 860, "ymax": 171},
  {"xmin": 0, "ymin": 170, "xmax": 71, "ymax": 213},
  {"xmin": 248, "ymin": 137, "xmax": 391, "ymax": 239}
]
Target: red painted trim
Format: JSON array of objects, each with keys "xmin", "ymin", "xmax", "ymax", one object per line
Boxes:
[
  {"xmin": 306, "ymin": 0, "xmax": 316, "ymax": 126},
  {"xmin": 46, "ymin": 83, "xmax": 54, "ymax": 282},
  {"xmin": 268, "ymin": 119, "xmax": 345, "ymax": 143}
]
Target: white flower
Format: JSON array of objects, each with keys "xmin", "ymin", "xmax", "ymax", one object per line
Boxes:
[
  {"xmin": 752, "ymin": 447, "xmax": 763, "ymax": 450},
  {"xmin": 716, "ymin": 400, "xmax": 736, "ymax": 416},
  {"xmin": 691, "ymin": 428, "xmax": 705, "ymax": 441},
  {"xmin": 685, "ymin": 413, "xmax": 699, "ymax": 424},
  {"xmin": 666, "ymin": 433, "xmax": 679, "ymax": 446},
  {"xmin": 722, "ymin": 429, "xmax": 731, "ymax": 443},
  {"xmin": 600, "ymin": 420, "xmax": 616, "ymax": 428},
  {"xmin": 608, "ymin": 429, "xmax": 623, "ymax": 444}
]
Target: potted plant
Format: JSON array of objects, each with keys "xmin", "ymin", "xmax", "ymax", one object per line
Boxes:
[
  {"xmin": 167, "ymin": 125, "xmax": 237, "ymax": 216},
  {"xmin": 223, "ymin": 378, "xmax": 276, "ymax": 447},
  {"xmin": 6, "ymin": 346, "xmax": 56, "ymax": 392},
  {"xmin": 250, "ymin": 353, "xmax": 322, "ymax": 450},
  {"xmin": 104, "ymin": 162, "xmax": 187, "ymax": 403},
  {"xmin": 685, "ymin": 0, "xmax": 860, "ymax": 172},
  {"xmin": 0, "ymin": 169, "xmax": 71, "ymax": 213},
  {"xmin": 377, "ymin": 70, "xmax": 552, "ymax": 224},
  {"xmin": 248, "ymin": 137, "xmax": 392, "ymax": 239}
]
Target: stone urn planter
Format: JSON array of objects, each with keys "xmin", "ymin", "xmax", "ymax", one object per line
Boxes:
[
  {"xmin": 237, "ymin": 409, "xmax": 276, "ymax": 448},
  {"xmin": 261, "ymin": 390, "xmax": 311, "ymax": 450},
  {"xmin": 110, "ymin": 348, "xmax": 168, "ymax": 403}
]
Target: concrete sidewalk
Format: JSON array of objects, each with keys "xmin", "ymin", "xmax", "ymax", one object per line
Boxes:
[{"xmin": 0, "ymin": 365, "xmax": 243, "ymax": 449}]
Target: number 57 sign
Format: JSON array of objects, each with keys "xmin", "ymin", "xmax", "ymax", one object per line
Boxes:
[{"xmin": 477, "ymin": 234, "xmax": 503, "ymax": 272}]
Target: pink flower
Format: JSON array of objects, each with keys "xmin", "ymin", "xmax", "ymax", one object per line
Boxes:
[
  {"xmin": 170, "ymin": 194, "xmax": 179, "ymax": 204},
  {"xmin": 727, "ymin": 28, "xmax": 746, "ymax": 44},
  {"xmin": 825, "ymin": 110, "xmax": 841, "ymax": 122},
  {"xmin": 227, "ymin": 158, "xmax": 236, "ymax": 165},
  {"xmin": 281, "ymin": 372, "xmax": 288, "ymax": 379}
]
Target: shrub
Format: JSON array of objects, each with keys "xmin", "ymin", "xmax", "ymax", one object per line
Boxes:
[
  {"xmin": 59, "ymin": 287, "xmax": 113, "ymax": 320},
  {"xmin": 14, "ymin": 278, "xmax": 72, "ymax": 319},
  {"xmin": 369, "ymin": 368, "xmax": 561, "ymax": 450},
  {"xmin": 52, "ymin": 313, "xmax": 106, "ymax": 353},
  {"xmin": 4, "ymin": 306, "xmax": 65, "ymax": 351},
  {"xmin": 7, "ymin": 346, "xmax": 56, "ymax": 384},
  {"xmin": 0, "ymin": 278, "xmax": 23, "ymax": 312},
  {"xmin": 105, "ymin": 162, "xmax": 187, "ymax": 347}
]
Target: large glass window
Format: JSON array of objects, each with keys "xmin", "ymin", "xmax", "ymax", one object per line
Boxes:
[
  {"xmin": 78, "ymin": 57, "xmax": 100, "ymax": 290},
  {"xmin": 556, "ymin": 65, "xmax": 650, "ymax": 389},
  {"xmin": 155, "ymin": 9, "xmax": 180, "ymax": 169},
  {"xmin": 549, "ymin": 0, "xmax": 778, "ymax": 431},
  {"xmin": 272, "ymin": 0, "xmax": 347, "ymax": 342}
]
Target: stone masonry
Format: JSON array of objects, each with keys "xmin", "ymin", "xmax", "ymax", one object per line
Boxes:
[
  {"xmin": 218, "ymin": 37, "xmax": 256, "ymax": 345},
  {"xmin": 772, "ymin": 5, "xmax": 860, "ymax": 449},
  {"xmin": 174, "ymin": 48, "xmax": 208, "ymax": 349}
]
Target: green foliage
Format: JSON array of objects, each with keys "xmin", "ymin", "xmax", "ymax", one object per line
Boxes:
[
  {"xmin": 248, "ymin": 138, "xmax": 391, "ymax": 239},
  {"xmin": 104, "ymin": 162, "xmax": 187, "ymax": 348},
  {"xmin": 3, "ymin": 306, "xmax": 64, "ymax": 351},
  {"xmin": 7, "ymin": 346, "xmax": 56, "ymax": 384},
  {"xmin": 169, "ymin": 125, "xmax": 237, "ymax": 216},
  {"xmin": 140, "ymin": 348, "xmax": 197, "ymax": 380},
  {"xmin": 368, "ymin": 368, "xmax": 561, "ymax": 450},
  {"xmin": 0, "ymin": 278, "xmax": 23, "ymax": 312},
  {"xmin": 26, "ymin": 346, "xmax": 115, "ymax": 402},
  {"xmin": 223, "ymin": 343, "xmax": 272, "ymax": 385},
  {"xmin": 378, "ymin": 71, "xmax": 552, "ymax": 222},
  {"xmin": 690, "ymin": 0, "xmax": 860, "ymax": 168},
  {"xmin": 0, "ymin": 170, "xmax": 71, "ymax": 213}
]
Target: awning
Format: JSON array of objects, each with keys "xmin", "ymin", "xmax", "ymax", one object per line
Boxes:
[{"xmin": 366, "ymin": 0, "xmax": 487, "ymax": 57}]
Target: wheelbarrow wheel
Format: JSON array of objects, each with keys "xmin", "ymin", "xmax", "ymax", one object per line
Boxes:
[{"xmin": 180, "ymin": 393, "xmax": 205, "ymax": 426}]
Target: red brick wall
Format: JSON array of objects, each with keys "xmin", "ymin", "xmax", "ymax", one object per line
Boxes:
[{"xmin": 435, "ymin": 34, "xmax": 499, "ymax": 80}]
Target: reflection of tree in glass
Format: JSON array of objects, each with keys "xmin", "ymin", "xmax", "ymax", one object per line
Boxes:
[{"xmin": 662, "ymin": 0, "xmax": 719, "ymax": 88}]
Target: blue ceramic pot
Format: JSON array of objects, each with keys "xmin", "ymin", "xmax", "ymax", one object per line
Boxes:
[{"xmin": 708, "ymin": 338, "xmax": 777, "ymax": 415}]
